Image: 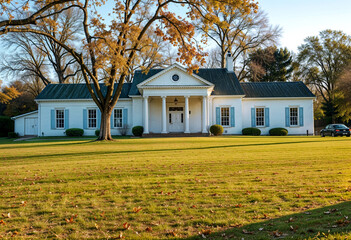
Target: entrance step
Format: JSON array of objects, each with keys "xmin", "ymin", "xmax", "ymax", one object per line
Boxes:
[{"xmin": 142, "ymin": 133, "xmax": 209, "ymax": 138}]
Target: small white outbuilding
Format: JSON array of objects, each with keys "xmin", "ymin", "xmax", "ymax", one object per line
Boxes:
[{"xmin": 11, "ymin": 110, "xmax": 38, "ymax": 136}]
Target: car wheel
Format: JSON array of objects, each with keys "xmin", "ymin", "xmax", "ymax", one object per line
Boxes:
[
  {"xmin": 320, "ymin": 132, "xmax": 325, "ymax": 137},
  {"xmin": 332, "ymin": 132, "xmax": 335, "ymax": 137}
]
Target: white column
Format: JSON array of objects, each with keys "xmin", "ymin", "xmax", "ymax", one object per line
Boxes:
[
  {"xmin": 161, "ymin": 96, "xmax": 167, "ymax": 134},
  {"xmin": 143, "ymin": 96, "xmax": 149, "ymax": 134},
  {"xmin": 202, "ymin": 96, "xmax": 207, "ymax": 133},
  {"xmin": 184, "ymin": 96, "xmax": 190, "ymax": 133}
]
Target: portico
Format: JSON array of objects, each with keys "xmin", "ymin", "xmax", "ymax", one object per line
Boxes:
[{"xmin": 142, "ymin": 95, "xmax": 209, "ymax": 134}]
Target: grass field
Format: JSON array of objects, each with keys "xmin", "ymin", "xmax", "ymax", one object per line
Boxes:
[{"xmin": 0, "ymin": 136, "xmax": 351, "ymax": 239}]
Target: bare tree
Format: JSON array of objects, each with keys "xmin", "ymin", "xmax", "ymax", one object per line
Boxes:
[
  {"xmin": 0, "ymin": 7, "xmax": 82, "ymax": 85},
  {"xmin": 197, "ymin": 9, "xmax": 281, "ymax": 81}
]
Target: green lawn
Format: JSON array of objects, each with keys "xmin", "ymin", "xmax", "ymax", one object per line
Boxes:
[{"xmin": 0, "ymin": 136, "xmax": 351, "ymax": 239}]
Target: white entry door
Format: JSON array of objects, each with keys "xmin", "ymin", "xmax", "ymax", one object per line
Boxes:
[
  {"xmin": 168, "ymin": 107, "xmax": 184, "ymax": 132},
  {"xmin": 25, "ymin": 118, "xmax": 38, "ymax": 136}
]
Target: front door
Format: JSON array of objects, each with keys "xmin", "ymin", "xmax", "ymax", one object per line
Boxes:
[{"xmin": 168, "ymin": 107, "xmax": 184, "ymax": 132}]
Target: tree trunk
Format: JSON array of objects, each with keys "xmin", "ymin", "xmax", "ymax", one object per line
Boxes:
[{"xmin": 98, "ymin": 108, "xmax": 113, "ymax": 141}]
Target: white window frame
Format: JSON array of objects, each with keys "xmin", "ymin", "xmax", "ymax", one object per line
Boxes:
[
  {"xmin": 56, "ymin": 109, "xmax": 65, "ymax": 129},
  {"xmin": 113, "ymin": 108, "xmax": 123, "ymax": 128},
  {"xmin": 88, "ymin": 108, "xmax": 97, "ymax": 129},
  {"xmin": 255, "ymin": 107, "xmax": 265, "ymax": 127},
  {"xmin": 289, "ymin": 106, "xmax": 299, "ymax": 127},
  {"xmin": 220, "ymin": 106, "xmax": 230, "ymax": 127}
]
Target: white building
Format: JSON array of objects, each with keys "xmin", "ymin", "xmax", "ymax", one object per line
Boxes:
[{"xmin": 13, "ymin": 55, "xmax": 315, "ymax": 137}]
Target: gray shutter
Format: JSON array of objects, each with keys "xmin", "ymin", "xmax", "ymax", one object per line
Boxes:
[
  {"xmin": 285, "ymin": 107, "xmax": 290, "ymax": 127},
  {"xmin": 299, "ymin": 107, "xmax": 304, "ymax": 126},
  {"xmin": 230, "ymin": 107, "xmax": 235, "ymax": 127},
  {"xmin": 51, "ymin": 110, "xmax": 55, "ymax": 129},
  {"xmin": 64, "ymin": 109, "xmax": 69, "ymax": 129},
  {"xmin": 97, "ymin": 109, "xmax": 101, "ymax": 129},
  {"xmin": 216, "ymin": 107, "xmax": 220, "ymax": 125},
  {"xmin": 251, "ymin": 108, "xmax": 256, "ymax": 127},
  {"xmin": 265, "ymin": 108, "xmax": 269, "ymax": 127},
  {"xmin": 83, "ymin": 109, "xmax": 87, "ymax": 129},
  {"xmin": 123, "ymin": 109, "xmax": 128, "ymax": 127}
]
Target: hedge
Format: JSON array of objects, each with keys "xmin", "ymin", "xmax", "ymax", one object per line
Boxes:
[
  {"xmin": 65, "ymin": 128, "xmax": 84, "ymax": 137},
  {"xmin": 8, "ymin": 132, "xmax": 19, "ymax": 138},
  {"xmin": 210, "ymin": 124, "xmax": 224, "ymax": 136},
  {"xmin": 95, "ymin": 129, "xmax": 100, "ymax": 137},
  {"xmin": 269, "ymin": 128, "xmax": 288, "ymax": 136},
  {"xmin": 0, "ymin": 116, "xmax": 14, "ymax": 137},
  {"xmin": 132, "ymin": 126, "xmax": 144, "ymax": 137},
  {"xmin": 242, "ymin": 127, "xmax": 261, "ymax": 136}
]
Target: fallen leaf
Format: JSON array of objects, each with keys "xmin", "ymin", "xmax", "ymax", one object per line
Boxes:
[
  {"xmin": 95, "ymin": 223, "xmax": 99, "ymax": 229},
  {"xmin": 242, "ymin": 229, "xmax": 254, "ymax": 234},
  {"xmin": 0, "ymin": 220, "xmax": 5, "ymax": 225},
  {"xmin": 123, "ymin": 222, "xmax": 131, "ymax": 230},
  {"xmin": 133, "ymin": 207, "xmax": 142, "ymax": 213},
  {"xmin": 201, "ymin": 229, "xmax": 211, "ymax": 235},
  {"xmin": 145, "ymin": 227, "xmax": 152, "ymax": 232},
  {"xmin": 116, "ymin": 231, "xmax": 125, "ymax": 239},
  {"xmin": 235, "ymin": 204, "xmax": 242, "ymax": 208},
  {"xmin": 65, "ymin": 216, "xmax": 74, "ymax": 223},
  {"xmin": 271, "ymin": 230, "xmax": 282, "ymax": 237}
]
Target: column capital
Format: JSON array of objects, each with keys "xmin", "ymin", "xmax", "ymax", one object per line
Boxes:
[
  {"xmin": 143, "ymin": 95, "xmax": 149, "ymax": 99},
  {"xmin": 161, "ymin": 95, "xmax": 167, "ymax": 99},
  {"xmin": 184, "ymin": 95, "xmax": 190, "ymax": 99}
]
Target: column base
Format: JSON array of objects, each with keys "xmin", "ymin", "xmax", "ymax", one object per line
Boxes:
[
  {"xmin": 161, "ymin": 131, "xmax": 168, "ymax": 134},
  {"xmin": 184, "ymin": 131, "xmax": 190, "ymax": 134},
  {"xmin": 202, "ymin": 130, "xmax": 207, "ymax": 134}
]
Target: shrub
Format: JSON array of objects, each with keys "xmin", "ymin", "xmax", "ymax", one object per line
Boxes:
[
  {"xmin": 0, "ymin": 116, "xmax": 14, "ymax": 137},
  {"xmin": 269, "ymin": 128, "xmax": 288, "ymax": 136},
  {"xmin": 95, "ymin": 129, "xmax": 100, "ymax": 137},
  {"xmin": 8, "ymin": 132, "xmax": 19, "ymax": 138},
  {"xmin": 65, "ymin": 128, "xmax": 84, "ymax": 137},
  {"xmin": 242, "ymin": 127, "xmax": 261, "ymax": 136},
  {"xmin": 132, "ymin": 126, "xmax": 143, "ymax": 137},
  {"xmin": 210, "ymin": 124, "xmax": 224, "ymax": 136}
]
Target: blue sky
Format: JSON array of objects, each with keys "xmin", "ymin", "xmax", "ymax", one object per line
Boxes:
[{"xmin": 259, "ymin": 0, "xmax": 351, "ymax": 52}]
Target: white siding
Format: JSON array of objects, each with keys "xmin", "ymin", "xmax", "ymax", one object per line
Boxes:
[
  {"xmin": 13, "ymin": 112, "xmax": 38, "ymax": 136},
  {"xmin": 242, "ymin": 98, "xmax": 314, "ymax": 135}
]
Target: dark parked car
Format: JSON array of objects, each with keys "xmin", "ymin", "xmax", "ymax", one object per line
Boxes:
[{"xmin": 320, "ymin": 124, "xmax": 351, "ymax": 137}]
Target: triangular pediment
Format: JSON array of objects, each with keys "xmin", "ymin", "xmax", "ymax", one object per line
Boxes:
[{"xmin": 137, "ymin": 64, "xmax": 214, "ymax": 88}]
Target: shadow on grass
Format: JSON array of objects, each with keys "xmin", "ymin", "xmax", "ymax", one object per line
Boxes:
[
  {"xmin": 0, "ymin": 139, "xmax": 340, "ymax": 161},
  {"xmin": 184, "ymin": 201, "xmax": 351, "ymax": 240}
]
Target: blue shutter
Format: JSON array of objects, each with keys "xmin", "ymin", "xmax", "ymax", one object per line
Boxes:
[
  {"xmin": 285, "ymin": 107, "xmax": 290, "ymax": 127},
  {"xmin": 299, "ymin": 107, "xmax": 304, "ymax": 126},
  {"xmin": 83, "ymin": 109, "xmax": 87, "ymax": 129},
  {"xmin": 216, "ymin": 107, "xmax": 220, "ymax": 125},
  {"xmin": 265, "ymin": 108, "xmax": 269, "ymax": 127},
  {"xmin": 123, "ymin": 108, "xmax": 128, "ymax": 127},
  {"xmin": 64, "ymin": 109, "xmax": 69, "ymax": 129},
  {"xmin": 97, "ymin": 109, "xmax": 101, "ymax": 129},
  {"xmin": 251, "ymin": 108, "xmax": 256, "ymax": 127},
  {"xmin": 230, "ymin": 107, "xmax": 235, "ymax": 127},
  {"xmin": 110, "ymin": 109, "xmax": 114, "ymax": 128},
  {"xmin": 51, "ymin": 110, "xmax": 55, "ymax": 129}
]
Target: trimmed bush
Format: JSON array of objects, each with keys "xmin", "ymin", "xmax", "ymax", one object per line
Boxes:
[
  {"xmin": 65, "ymin": 128, "xmax": 84, "ymax": 137},
  {"xmin": 269, "ymin": 128, "xmax": 288, "ymax": 136},
  {"xmin": 0, "ymin": 116, "xmax": 14, "ymax": 137},
  {"xmin": 95, "ymin": 129, "xmax": 100, "ymax": 137},
  {"xmin": 210, "ymin": 124, "xmax": 224, "ymax": 136},
  {"xmin": 132, "ymin": 126, "xmax": 144, "ymax": 137},
  {"xmin": 8, "ymin": 132, "xmax": 19, "ymax": 138},
  {"xmin": 242, "ymin": 127, "xmax": 261, "ymax": 136}
]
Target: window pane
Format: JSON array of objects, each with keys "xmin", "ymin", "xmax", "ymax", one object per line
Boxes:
[
  {"xmin": 221, "ymin": 107, "xmax": 230, "ymax": 126},
  {"xmin": 256, "ymin": 108, "xmax": 265, "ymax": 127},
  {"xmin": 114, "ymin": 109, "xmax": 123, "ymax": 128},
  {"xmin": 290, "ymin": 108, "xmax": 298, "ymax": 126},
  {"xmin": 88, "ymin": 109, "xmax": 97, "ymax": 128},
  {"xmin": 56, "ymin": 110, "xmax": 65, "ymax": 129}
]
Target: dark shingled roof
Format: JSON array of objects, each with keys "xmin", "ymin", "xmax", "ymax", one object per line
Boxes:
[
  {"xmin": 130, "ymin": 68, "xmax": 245, "ymax": 96},
  {"xmin": 240, "ymin": 82, "xmax": 315, "ymax": 98},
  {"xmin": 36, "ymin": 83, "xmax": 132, "ymax": 100}
]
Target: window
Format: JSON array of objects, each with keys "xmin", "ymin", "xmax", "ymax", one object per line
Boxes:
[
  {"xmin": 88, "ymin": 109, "xmax": 97, "ymax": 128},
  {"xmin": 114, "ymin": 109, "xmax": 123, "ymax": 128},
  {"xmin": 56, "ymin": 109, "xmax": 64, "ymax": 129},
  {"xmin": 256, "ymin": 108, "xmax": 265, "ymax": 127},
  {"xmin": 221, "ymin": 107, "xmax": 230, "ymax": 126},
  {"xmin": 290, "ymin": 107, "xmax": 298, "ymax": 126}
]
